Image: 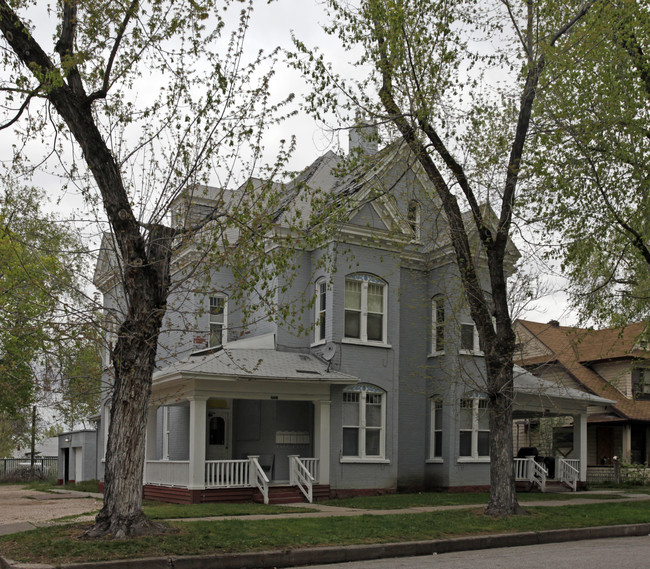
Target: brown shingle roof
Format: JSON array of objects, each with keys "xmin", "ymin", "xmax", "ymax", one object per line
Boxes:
[{"xmin": 515, "ymin": 320, "xmax": 650, "ymax": 422}]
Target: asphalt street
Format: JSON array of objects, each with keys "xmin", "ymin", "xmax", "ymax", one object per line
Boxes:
[{"xmin": 289, "ymin": 535, "xmax": 650, "ymax": 569}]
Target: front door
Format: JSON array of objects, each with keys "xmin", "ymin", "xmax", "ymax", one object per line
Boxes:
[
  {"xmin": 206, "ymin": 410, "xmax": 231, "ymax": 460},
  {"xmin": 597, "ymin": 427, "xmax": 615, "ymax": 465}
]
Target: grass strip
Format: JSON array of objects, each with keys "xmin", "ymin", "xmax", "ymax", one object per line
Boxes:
[
  {"xmin": 1, "ymin": 501, "xmax": 649, "ymax": 565},
  {"xmin": 143, "ymin": 502, "xmax": 316, "ymax": 519}
]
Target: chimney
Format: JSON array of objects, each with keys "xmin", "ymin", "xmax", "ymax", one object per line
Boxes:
[{"xmin": 349, "ymin": 118, "xmax": 379, "ymax": 155}]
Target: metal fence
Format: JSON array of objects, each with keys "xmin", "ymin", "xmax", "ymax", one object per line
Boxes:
[{"xmin": 0, "ymin": 457, "xmax": 58, "ymax": 478}]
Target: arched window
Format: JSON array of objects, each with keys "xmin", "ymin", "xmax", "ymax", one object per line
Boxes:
[
  {"xmin": 344, "ymin": 274, "xmax": 387, "ymax": 344},
  {"xmin": 458, "ymin": 392, "xmax": 489, "ymax": 460},
  {"xmin": 342, "ymin": 384, "xmax": 386, "ymax": 460}
]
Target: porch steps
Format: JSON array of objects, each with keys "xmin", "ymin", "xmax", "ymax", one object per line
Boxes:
[
  {"xmin": 543, "ymin": 480, "xmax": 574, "ymax": 493},
  {"xmin": 254, "ymin": 484, "xmax": 331, "ymax": 504}
]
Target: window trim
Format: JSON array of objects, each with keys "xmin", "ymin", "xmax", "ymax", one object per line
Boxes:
[
  {"xmin": 429, "ymin": 296, "xmax": 445, "ymax": 356},
  {"xmin": 427, "ymin": 397, "xmax": 444, "ymax": 463},
  {"xmin": 209, "ymin": 294, "xmax": 228, "ymax": 348},
  {"xmin": 313, "ymin": 278, "xmax": 328, "ymax": 345},
  {"xmin": 343, "ymin": 274, "xmax": 388, "ymax": 346},
  {"xmin": 340, "ymin": 384, "xmax": 387, "ymax": 462},
  {"xmin": 457, "ymin": 394, "xmax": 490, "ymax": 463}
]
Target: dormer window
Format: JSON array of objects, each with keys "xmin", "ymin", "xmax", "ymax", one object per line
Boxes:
[
  {"xmin": 344, "ymin": 274, "xmax": 387, "ymax": 344},
  {"xmin": 407, "ymin": 199, "xmax": 421, "ymax": 240},
  {"xmin": 209, "ymin": 295, "xmax": 227, "ymax": 347}
]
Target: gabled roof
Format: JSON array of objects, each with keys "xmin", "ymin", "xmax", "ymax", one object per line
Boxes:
[{"xmin": 515, "ymin": 319, "xmax": 650, "ymax": 421}]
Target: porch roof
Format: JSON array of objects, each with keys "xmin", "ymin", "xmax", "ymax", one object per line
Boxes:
[
  {"xmin": 153, "ymin": 348, "xmax": 358, "ymax": 384},
  {"xmin": 514, "ymin": 365, "xmax": 615, "ymax": 409}
]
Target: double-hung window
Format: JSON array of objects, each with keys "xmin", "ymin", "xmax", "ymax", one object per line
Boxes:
[
  {"xmin": 344, "ymin": 274, "xmax": 387, "ymax": 344},
  {"xmin": 209, "ymin": 295, "xmax": 227, "ymax": 347},
  {"xmin": 342, "ymin": 384, "xmax": 386, "ymax": 461},
  {"xmin": 429, "ymin": 398, "xmax": 443, "ymax": 460},
  {"xmin": 458, "ymin": 395, "xmax": 489, "ymax": 461},
  {"xmin": 431, "ymin": 296, "xmax": 445, "ymax": 354},
  {"xmin": 459, "ymin": 322, "xmax": 481, "ymax": 354},
  {"xmin": 314, "ymin": 279, "xmax": 327, "ymax": 344}
]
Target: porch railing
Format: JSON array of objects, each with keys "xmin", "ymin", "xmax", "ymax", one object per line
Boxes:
[
  {"xmin": 144, "ymin": 460, "xmax": 189, "ymax": 487},
  {"xmin": 205, "ymin": 459, "xmax": 250, "ymax": 488},
  {"xmin": 557, "ymin": 458, "xmax": 579, "ymax": 491},
  {"xmin": 289, "ymin": 455, "xmax": 316, "ymax": 503},
  {"xmin": 514, "ymin": 457, "xmax": 547, "ymax": 492},
  {"xmin": 248, "ymin": 456, "xmax": 269, "ymax": 504}
]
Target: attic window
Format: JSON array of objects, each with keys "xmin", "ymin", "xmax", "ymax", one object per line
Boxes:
[{"xmin": 407, "ymin": 200, "xmax": 421, "ymax": 240}]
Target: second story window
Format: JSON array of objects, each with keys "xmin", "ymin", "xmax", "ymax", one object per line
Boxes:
[
  {"xmin": 209, "ymin": 295, "xmax": 227, "ymax": 347},
  {"xmin": 633, "ymin": 367, "xmax": 650, "ymax": 400},
  {"xmin": 344, "ymin": 274, "xmax": 387, "ymax": 344},
  {"xmin": 460, "ymin": 322, "xmax": 481, "ymax": 354},
  {"xmin": 431, "ymin": 296, "xmax": 445, "ymax": 354},
  {"xmin": 314, "ymin": 279, "xmax": 327, "ymax": 344}
]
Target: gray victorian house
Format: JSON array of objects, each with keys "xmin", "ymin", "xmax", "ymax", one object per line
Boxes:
[{"xmin": 93, "ymin": 134, "xmax": 612, "ymax": 503}]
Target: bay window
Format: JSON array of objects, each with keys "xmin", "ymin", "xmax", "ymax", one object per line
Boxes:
[{"xmin": 342, "ymin": 384, "xmax": 386, "ymax": 460}]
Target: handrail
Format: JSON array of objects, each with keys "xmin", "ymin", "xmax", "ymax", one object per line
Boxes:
[
  {"xmin": 530, "ymin": 458, "xmax": 548, "ymax": 492},
  {"xmin": 289, "ymin": 455, "xmax": 314, "ymax": 503},
  {"xmin": 557, "ymin": 458, "xmax": 579, "ymax": 491},
  {"xmin": 248, "ymin": 456, "xmax": 269, "ymax": 504}
]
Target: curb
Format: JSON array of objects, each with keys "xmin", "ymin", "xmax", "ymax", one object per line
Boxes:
[{"xmin": 2, "ymin": 523, "xmax": 650, "ymax": 569}]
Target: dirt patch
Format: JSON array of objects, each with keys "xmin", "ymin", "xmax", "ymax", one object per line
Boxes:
[{"xmin": 0, "ymin": 485, "xmax": 102, "ymax": 532}]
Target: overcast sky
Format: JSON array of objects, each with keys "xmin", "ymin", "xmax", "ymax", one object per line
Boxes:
[{"xmin": 0, "ymin": 0, "xmax": 574, "ymax": 326}]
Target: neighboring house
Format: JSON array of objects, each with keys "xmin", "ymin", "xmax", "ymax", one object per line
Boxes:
[
  {"xmin": 514, "ymin": 319, "xmax": 650, "ymax": 476},
  {"xmin": 94, "ymin": 135, "xmax": 613, "ymax": 503},
  {"xmin": 57, "ymin": 429, "xmax": 99, "ymax": 485}
]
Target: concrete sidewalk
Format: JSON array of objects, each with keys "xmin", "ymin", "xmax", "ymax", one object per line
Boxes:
[{"xmin": 2, "ymin": 490, "xmax": 649, "ymax": 569}]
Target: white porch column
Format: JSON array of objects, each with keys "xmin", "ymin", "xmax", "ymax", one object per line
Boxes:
[
  {"xmin": 622, "ymin": 424, "xmax": 632, "ymax": 463},
  {"xmin": 145, "ymin": 406, "xmax": 158, "ymax": 460},
  {"xmin": 314, "ymin": 400, "xmax": 331, "ymax": 484},
  {"xmin": 574, "ymin": 413, "xmax": 588, "ymax": 481},
  {"xmin": 188, "ymin": 396, "xmax": 208, "ymax": 490},
  {"xmin": 144, "ymin": 406, "xmax": 158, "ymax": 484}
]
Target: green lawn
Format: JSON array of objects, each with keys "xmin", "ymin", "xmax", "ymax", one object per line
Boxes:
[
  {"xmin": 320, "ymin": 490, "xmax": 625, "ymax": 509},
  {"xmin": 1, "ymin": 500, "xmax": 649, "ymax": 565}
]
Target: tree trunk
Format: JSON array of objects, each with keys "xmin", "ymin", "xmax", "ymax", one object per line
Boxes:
[{"xmin": 484, "ymin": 360, "xmax": 526, "ymax": 516}]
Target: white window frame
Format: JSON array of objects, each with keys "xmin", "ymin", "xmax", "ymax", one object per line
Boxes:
[
  {"xmin": 209, "ymin": 294, "xmax": 228, "ymax": 348},
  {"xmin": 314, "ymin": 278, "xmax": 328, "ymax": 345},
  {"xmin": 427, "ymin": 398, "xmax": 443, "ymax": 462},
  {"xmin": 459, "ymin": 322, "xmax": 482, "ymax": 355},
  {"xmin": 458, "ymin": 394, "xmax": 490, "ymax": 462},
  {"xmin": 429, "ymin": 296, "xmax": 445, "ymax": 356},
  {"xmin": 343, "ymin": 274, "xmax": 389, "ymax": 346},
  {"xmin": 341, "ymin": 384, "xmax": 388, "ymax": 463}
]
